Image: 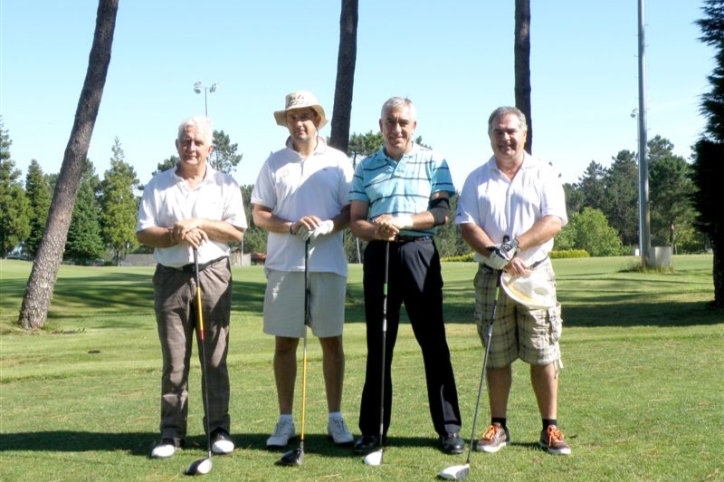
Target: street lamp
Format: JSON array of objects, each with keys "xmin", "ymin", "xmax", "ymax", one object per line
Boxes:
[{"xmin": 193, "ymin": 81, "xmax": 218, "ymax": 117}]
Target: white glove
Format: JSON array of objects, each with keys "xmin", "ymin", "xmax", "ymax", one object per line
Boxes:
[
  {"xmin": 487, "ymin": 239, "xmax": 519, "ymax": 270},
  {"xmin": 301, "ymin": 220, "xmax": 334, "ymax": 242},
  {"xmin": 483, "ymin": 244, "xmax": 508, "ymax": 270}
]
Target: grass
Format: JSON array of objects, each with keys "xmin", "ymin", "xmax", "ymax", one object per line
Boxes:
[{"xmin": 0, "ymin": 255, "xmax": 722, "ymax": 481}]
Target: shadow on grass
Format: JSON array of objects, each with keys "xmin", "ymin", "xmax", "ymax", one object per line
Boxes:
[
  {"xmin": 0, "ymin": 431, "xmax": 441, "ymax": 458},
  {"xmin": 3, "ymin": 267, "xmax": 719, "ymax": 330}
]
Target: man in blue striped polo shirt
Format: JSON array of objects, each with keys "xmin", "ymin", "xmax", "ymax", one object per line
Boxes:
[{"xmin": 349, "ymin": 96, "xmax": 464, "ymax": 455}]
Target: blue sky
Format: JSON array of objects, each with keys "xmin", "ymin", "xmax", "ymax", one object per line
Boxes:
[{"xmin": 0, "ymin": 0, "xmax": 713, "ymax": 190}]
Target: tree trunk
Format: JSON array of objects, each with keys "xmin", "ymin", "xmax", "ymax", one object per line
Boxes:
[
  {"xmin": 514, "ymin": 0, "xmax": 533, "ymax": 153},
  {"xmin": 18, "ymin": 0, "xmax": 119, "ymax": 330},
  {"xmin": 329, "ymin": 0, "xmax": 358, "ymax": 154}
]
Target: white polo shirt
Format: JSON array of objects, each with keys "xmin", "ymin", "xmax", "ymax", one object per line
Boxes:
[
  {"xmin": 455, "ymin": 153, "xmax": 568, "ymax": 265},
  {"xmin": 251, "ymin": 137, "xmax": 353, "ymax": 276},
  {"xmin": 136, "ymin": 163, "xmax": 247, "ymax": 268}
]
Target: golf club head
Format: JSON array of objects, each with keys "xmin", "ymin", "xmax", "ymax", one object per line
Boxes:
[
  {"xmin": 185, "ymin": 456, "xmax": 212, "ymax": 475},
  {"xmin": 362, "ymin": 449, "xmax": 383, "ymax": 466},
  {"xmin": 276, "ymin": 447, "xmax": 304, "ymax": 466},
  {"xmin": 438, "ymin": 463, "xmax": 469, "ymax": 480}
]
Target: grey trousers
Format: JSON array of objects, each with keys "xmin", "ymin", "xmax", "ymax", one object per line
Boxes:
[{"xmin": 153, "ymin": 258, "xmax": 232, "ymax": 441}]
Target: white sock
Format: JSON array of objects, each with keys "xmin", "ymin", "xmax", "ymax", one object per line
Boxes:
[
  {"xmin": 328, "ymin": 412, "xmax": 342, "ymax": 421},
  {"xmin": 279, "ymin": 414, "xmax": 293, "ymax": 422}
]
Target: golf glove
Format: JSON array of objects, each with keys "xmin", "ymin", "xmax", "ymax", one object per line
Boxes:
[
  {"xmin": 488, "ymin": 238, "xmax": 519, "ymax": 270},
  {"xmin": 300, "ymin": 220, "xmax": 334, "ymax": 242}
]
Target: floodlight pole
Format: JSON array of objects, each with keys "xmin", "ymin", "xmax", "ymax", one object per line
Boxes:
[
  {"xmin": 193, "ymin": 81, "xmax": 219, "ymax": 117},
  {"xmin": 637, "ymin": 0, "xmax": 651, "ymax": 266}
]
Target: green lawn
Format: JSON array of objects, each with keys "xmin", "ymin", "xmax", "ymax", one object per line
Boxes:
[{"xmin": 0, "ymin": 255, "xmax": 722, "ymax": 481}]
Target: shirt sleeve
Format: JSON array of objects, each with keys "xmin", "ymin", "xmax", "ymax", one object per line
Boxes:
[
  {"xmin": 348, "ymin": 159, "xmax": 370, "ymax": 203},
  {"xmin": 541, "ymin": 168, "xmax": 568, "ymax": 227},
  {"xmin": 455, "ymin": 169, "xmax": 479, "ymax": 225},
  {"xmin": 223, "ymin": 174, "xmax": 248, "ymax": 229},
  {"xmin": 136, "ymin": 178, "xmax": 158, "ymax": 232},
  {"xmin": 250, "ymin": 160, "xmax": 276, "ymax": 209}
]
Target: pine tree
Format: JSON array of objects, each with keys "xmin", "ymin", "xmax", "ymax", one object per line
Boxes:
[
  {"xmin": 65, "ymin": 160, "xmax": 105, "ymax": 263},
  {"xmin": 0, "ymin": 118, "xmax": 31, "ymax": 257},
  {"xmin": 24, "ymin": 160, "xmax": 52, "ymax": 258},
  {"xmin": 100, "ymin": 138, "xmax": 140, "ymax": 265},
  {"xmin": 694, "ymin": 0, "xmax": 724, "ymax": 307}
]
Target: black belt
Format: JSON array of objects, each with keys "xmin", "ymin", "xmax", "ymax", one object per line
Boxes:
[
  {"xmin": 176, "ymin": 257, "xmax": 226, "ymax": 273},
  {"xmin": 394, "ymin": 235, "xmax": 432, "ymax": 243}
]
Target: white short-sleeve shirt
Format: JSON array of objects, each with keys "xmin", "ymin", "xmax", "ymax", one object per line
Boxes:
[
  {"xmin": 456, "ymin": 153, "xmax": 568, "ymax": 264},
  {"xmin": 136, "ymin": 163, "xmax": 247, "ymax": 268},
  {"xmin": 251, "ymin": 137, "xmax": 353, "ymax": 276}
]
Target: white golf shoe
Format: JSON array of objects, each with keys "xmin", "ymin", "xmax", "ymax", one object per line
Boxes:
[
  {"xmin": 266, "ymin": 418, "xmax": 296, "ymax": 448},
  {"xmin": 211, "ymin": 429, "xmax": 235, "ymax": 455},
  {"xmin": 151, "ymin": 438, "xmax": 182, "ymax": 458},
  {"xmin": 327, "ymin": 416, "xmax": 354, "ymax": 446}
]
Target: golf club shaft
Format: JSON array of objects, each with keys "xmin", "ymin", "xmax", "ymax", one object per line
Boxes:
[
  {"xmin": 300, "ymin": 239, "xmax": 310, "ymax": 451},
  {"xmin": 464, "ymin": 268, "xmax": 502, "ymax": 465},
  {"xmin": 378, "ymin": 242, "xmax": 390, "ymax": 450},
  {"xmin": 193, "ymin": 249, "xmax": 213, "ymax": 459}
]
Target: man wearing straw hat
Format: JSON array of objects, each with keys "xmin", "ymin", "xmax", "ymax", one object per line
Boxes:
[
  {"xmin": 455, "ymin": 106, "xmax": 572, "ymax": 456},
  {"xmin": 251, "ymin": 91, "xmax": 354, "ymax": 449}
]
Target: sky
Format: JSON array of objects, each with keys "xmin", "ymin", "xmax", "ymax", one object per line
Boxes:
[{"xmin": 0, "ymin": 0, "xmax": 714, "ymax": 191}]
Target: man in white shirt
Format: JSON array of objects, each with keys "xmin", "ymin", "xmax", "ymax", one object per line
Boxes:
[
  {"xmin": 456, "ymin": 106, "xmax": 572, "ymax": 456},
  {"xmin": 251, "ymin": 91, "xmax": 354, "ymax": 449},
  {"xmin": 136, "ymin": 115, "xmax": 247, "ymax": 459}
]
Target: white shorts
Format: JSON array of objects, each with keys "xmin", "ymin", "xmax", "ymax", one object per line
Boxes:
[{"xmin": 263, "ymin": 269, "xmax": 346, "ymax": 338}]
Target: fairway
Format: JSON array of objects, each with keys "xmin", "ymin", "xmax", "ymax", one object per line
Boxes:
[{"xmin": 0, "ymin": 255, "xmax": 722, "ymax": 481}]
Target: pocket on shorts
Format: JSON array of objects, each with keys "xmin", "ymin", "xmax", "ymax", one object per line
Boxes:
[{"xmin": 548, "ymin": 302, "xmax": 563, "ymax": 344}]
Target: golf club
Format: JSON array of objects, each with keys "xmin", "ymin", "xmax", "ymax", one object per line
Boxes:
[
  {"xmin": 363, "ymin": 241, "xmax": 390, "ymax": 467},
  {"xmin": 277, "ymin": 239, "xmax": 311, "ymax": 466},
  {"xmin": 186, "ymin": 249, "xmax": 213, "ymax": 476},
  {"xmin": 439, "ymin": 237, "xmax": 508, "ymax": 480}
]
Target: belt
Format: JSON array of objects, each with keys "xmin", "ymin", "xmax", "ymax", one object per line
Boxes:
[
  {"xmin": 176, "ymin": 257, "xmax": 226, "ymax": 273},
  {"xmin": 394, "ymin": 235, "xmax": 432, "ymax": 243},
  {"xmin": 480, "ymin": 256, "xmax": 548, "ymax": 271}
]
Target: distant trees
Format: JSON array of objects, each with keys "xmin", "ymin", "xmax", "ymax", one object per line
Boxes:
[
  {"xmin": 210, "ymin": 130, "xmax": 242, "ymax": 174},
  {"xmin": 0, "ymin": 120, "xmax": 31, "ymax": 258},
  {"xmin": 65, "ymin": 159, "xmax": 105, "ymax": 262},
  {"xmin": 100, "ymin": 138, "xmax": 140, "ymax": 265},
  {"xmin": 24, "ymin": 160, "xmax": 52, "ymax": 258},
  {"xmin": 556, "ymin": 207, "xmax": 623, "ymax": 257},
  {"xmin": 564, "ymin": 137, "xmax": 696, "ymax": 253}
]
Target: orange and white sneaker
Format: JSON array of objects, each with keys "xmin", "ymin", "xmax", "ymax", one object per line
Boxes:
[
  {"xmin": 539, "ymin": 425, "xmax": 571, "ymax": 455},
  {"xmin": 475, "ymin": 423, "xmax": 510, "ymax": 453}
]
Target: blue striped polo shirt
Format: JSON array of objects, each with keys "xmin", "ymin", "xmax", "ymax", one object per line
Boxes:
[{"xmin": 349, "ymin": 143, "xmax": 455, "ymax": 237}]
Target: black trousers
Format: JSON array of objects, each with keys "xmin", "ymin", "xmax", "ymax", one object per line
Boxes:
[{"xmin": 358, "ymin": 239, "xmax": 462, "ymax": 438}]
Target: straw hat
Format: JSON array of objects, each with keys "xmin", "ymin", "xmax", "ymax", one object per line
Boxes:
[
  {"xmin": 273, "ymin": 91, "xmax": 328, "ymax": 129},
  {"xmin": 501, "ymin": 270, "xmax": 556, "ymax": 310}
]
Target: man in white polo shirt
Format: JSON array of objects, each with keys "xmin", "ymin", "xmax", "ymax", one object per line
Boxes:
[
  {"xmin": 251, "ymin": 91, "xmax": 354, "ymax": 449},
  {"xmin": 456, "ymin": 106, "xmax": 571, "ymax": 456},
  {"xmin": 136, "ymin": 115, "xmax": 247, "ymax": 459}
]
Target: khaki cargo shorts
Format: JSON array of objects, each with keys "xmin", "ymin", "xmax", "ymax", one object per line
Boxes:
[{"xmin": 473, "ymin": 260, "xmax": 563, "ymax": 368}]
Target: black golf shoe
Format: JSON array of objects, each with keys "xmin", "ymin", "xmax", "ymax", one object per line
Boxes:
[
  {"xmin": 439, "ymin": 432, "xmax": 464, "ymax": 454},
  {"xmin": 352, "ymin": 434, "xmax": 384, "ymax": 454}
]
